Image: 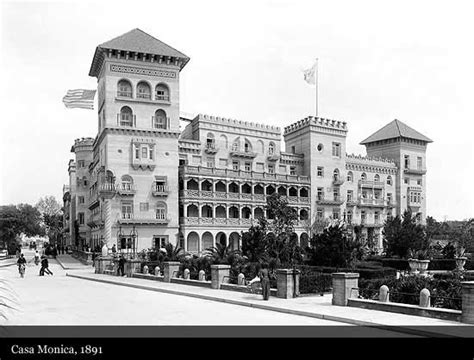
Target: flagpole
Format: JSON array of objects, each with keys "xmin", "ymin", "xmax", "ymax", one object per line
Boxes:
[{"xmin": 315, "ymin": 58, "xmax": 319, "ymax": 117}]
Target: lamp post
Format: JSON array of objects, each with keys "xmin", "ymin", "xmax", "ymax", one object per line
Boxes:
[
  {"xmin": 117, "ymin": 225, "xmax": 123, "ymax": 255},
  {"xmin": 130, "ymin": 225, "xmax": 138, "ymax": 259}
]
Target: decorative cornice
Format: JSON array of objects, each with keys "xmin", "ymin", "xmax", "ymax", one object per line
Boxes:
[
  {"xmin": 193, "ymin": 114, "xmax": 281, "ymax": 135},
  {"xmin": 345, "ymin": 153, "xmax": 397, "ymax": 174},
  {"xmin": 284, "ymin": 116, "xmax": 348, "ymax": 136}
]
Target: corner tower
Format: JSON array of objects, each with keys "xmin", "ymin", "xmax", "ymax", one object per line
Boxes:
[
  {"xmin": 361, "ymin": 119, "xmax": 432, "ymax": 223},
  {"xmin": 88, "ymin": 29, "xmax": 190, "ymax": 251}
]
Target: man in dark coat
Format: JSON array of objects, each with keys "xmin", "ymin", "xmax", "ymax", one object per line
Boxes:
[
  {"xmin": 40, "ymin": 256, "xmax": 53, "ymax": 276},
  {"xmin": 117, "ymin": 255, "xmax": 126, "ymax": 277}
]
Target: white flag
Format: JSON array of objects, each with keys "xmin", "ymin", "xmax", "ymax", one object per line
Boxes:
[{"xmin": 303, "ymin": 61, "xmax": 317, "ymax": 85}]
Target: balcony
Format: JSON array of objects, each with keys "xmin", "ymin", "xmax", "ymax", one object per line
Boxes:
[
  {"xmin": 267, "ymin": 153, "xmax": 280, "ymax": 161},
  {"xmin": 116, "ymin": 184, "xmax": 136, "ymax": 196},
  {"xmin": 316, "ymin": 196, "xmax": 344, "ymax": 206},
  {"xmin": 117, "ymin": 91, "xmax": 132, "ymax": 98},
  {"xmin": 229, "ymin": 150, "xmax": 257, "ymax": 159},
  {"xmin": 152, "ymin": 116, "xmax": 170, "ymax": 130},
  {"xmin": 98, "ymin": 182, "xmax": 116, "ymax": 198},
  {"xmin": 358, "ymin": 198, "xmax": 386, "ymax": 208},
  {"xmin": 346, "ymin": 199, "xmax": 358, "ymax": 207},
  {"xmin": 116, "ymin": 114, "xmax": 136, "ymax": 128},
  {"xmin": 180, "ymin": 165, "xmax": 311, "ymax": 184},
  {"xmin": 204, "ymin": 143, "xmax": 218, "ymax": 154},
  {"xmin": 87, "ymin": 213, "xmax": 104, "ymax": 228},
  {"xmin": 137, "ymin": 93, "xmax": 152, "ymax": 100},
  {"xmin": 404, "ymin": 168, "xmax": 427, "ymax": 175},
  {"xmin": 179, "ymin": 190, "xmax": 310, "ymax": 204},
  {"xmin": 118, "ymin": 213, "xmax": 170, "ymax": 225},
  {"xmin": 152, "ymin": 185, "xmax": 169, "ymax": 197},
  {"xmin": 332, "ymin": 177, "xmax": 345, "ymax": 186},
  {"xmin": 359, "ymin": 180, "xmax": 385, "ymax": 189},
  {"xmin": 155, "ymin": 94, "xmax": 170, "ymax": 102}
]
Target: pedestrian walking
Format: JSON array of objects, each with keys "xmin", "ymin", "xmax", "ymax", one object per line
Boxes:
[
  {"xmin": 40, "ymin": 256, "xmax": 53, "ymax": 276},
  {"xmin": 258, "ymin": 263, "xmax": 271, "ymax": 301},
  {"xmin": 17, "ymin": 253, "xmax": 27, "ymax": 278},
  {"xmin": 117, "ymin": 255, "xmax": 126, "ymax": 276}
]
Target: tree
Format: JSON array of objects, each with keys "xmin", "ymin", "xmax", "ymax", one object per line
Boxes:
[
  {"xmin": 0, "ymin": 204, "xmax": 44, "ymax": 254},
  {"xmin": 241, "ymin": 221, "xmax": 267, "ymax": 263},
  {"xmin": 383, "ymin": 210, "xmax": 427, "ymax": 258},
  {"xmin": 35, "ymin": 196, "xmax": 63, "ymax": 245}
]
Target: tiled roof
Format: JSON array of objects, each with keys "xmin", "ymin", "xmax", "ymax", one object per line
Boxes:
[
  {"xmin": 360, "ymin": 119, "xmax": 433, "ymax": 144},
  {"xmin": 89, "ymin": 29, "xmax": 190, "ymax": 77},
  {"xmin": 99, "ymin": 28, "xmax": 189, "ymax": 59}
]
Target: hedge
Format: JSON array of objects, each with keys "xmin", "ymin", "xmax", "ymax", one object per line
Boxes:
[
  {"xmin": 297, "ymin": 265, "xmax": 396, "ymax": 279},
  {"xmin": 300, "ymin": 273, "xmax": 333, "ymax": 294}
]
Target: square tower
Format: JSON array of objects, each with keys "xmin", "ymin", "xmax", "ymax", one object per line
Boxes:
[
  {"xmin": 87, "ymin": 29, "xmax": 190, "ymax": 251},
  {"xmin": 361, "ymin": 119, "xmax": 433, "ymax": 223}
]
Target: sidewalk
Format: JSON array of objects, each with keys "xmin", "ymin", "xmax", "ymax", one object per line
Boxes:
[
  {"xmin": 66, "ymin": 269, "xmax": 474, "ymax": 338},
  {"xmin": 56, "ymin": 254, "xmax": 91, "ymax": 270}
]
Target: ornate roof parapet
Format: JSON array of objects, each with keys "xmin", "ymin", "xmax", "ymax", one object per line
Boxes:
[
  {"xmin": 194, "ymin": 113, "xmax": 281, "ymax": 135},
  {"xmin": 71, "ymin": 137, "xmax": 95, "ymax": 153},
  {"xmin": 345, "ymin": 153, "xmax": 397, "ymax": 174},
  {"xmin": 284, "ymin": 116, "xmax": 348, "ymax": 136}
]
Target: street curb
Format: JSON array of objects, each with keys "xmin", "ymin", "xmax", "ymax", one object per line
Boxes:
[{"xmin": 66, "ymin": 273, "xmax": 461, "ymax": 338}]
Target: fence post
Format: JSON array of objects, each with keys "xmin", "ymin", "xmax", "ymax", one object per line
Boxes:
[
  {"xmin": 199, "ymin": 270, "xmax": 206, "ymax": 281},
  {"xmin": 461, "ymin": 281, "xmax": 474, "ymax": 324},
  {"xmin": 154, "ymin": 266, "xmax": 161, "ymax": 276},
  {"xmin": 379, "ymin": 285, "xmax": 389, "ymax": 302},
  {"xmin": 419, "ymin": 288, "xmax": 430, "ymax": 307},
  {"xmin": 332, "ymin": 272, "xmax": 359, "ymax": 306},
  {"xmin": 143, "ymin": 265, "xmax": 149, "ymax": 274},
  {"xmin": 210, "ymin": 264, "xmax": 230, "ymax": 289},
  {"xmin": 183, "ymin": 268, "xmax": 190, "ymax": 280},
  {"xmin": 163, "ymin": 261, "xmax": 180, "ymax": 282},
  {"xmin": 238, "ymin": 273, "xmax": 246, "ymax": 285}
]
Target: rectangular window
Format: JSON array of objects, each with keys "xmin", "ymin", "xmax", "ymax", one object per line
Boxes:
[
  {"xmin": 417, "ymin": 157, "xmax": 422, "ymax": 170},
  {"xmin": 156, "ymin": 208, "xmax": 166, "ymax": 220},
  {"xmin": 78, "ymin": 196, "xmax": 85, "ymax": 204},
  {"xmin": 404, "ymin": 178, "xmax": 409, "ymax": 184},
  {"xmin": 142, "ymin": 146, "xmax": 148, "ymax": 159},
  {"xmin": 375, "ymin": 211, "xmax": 380, "ymax": 224},
  {"xmin": 317, "ymin": 208, "xmax": 324, "ymax": 219},
  {"xmin": 78, "ymin": 160, "xmax": 85, "ymax": 168},
  {"xmin": 121, "ymin": 202, "xmax": 133, "ymax": 219},
  {"xmin": 417, "ymin": 179, "xmax": 422, "ymax": 186},
  {"xmin": 347, "ymin": 211, "xmax": 353, "ymax": 223},
  {"xmin": 332, "ymin": 142, "xmax": 341, "ymax": 157},
  {"xmin": 245, "ymin": 162, "xmax": 252, "ymax": 172},
  {"xmin": 291, "ymin": 146, "xmax": 296, "ymax": 154},
  {"xmin": 154, "ymin": 236, "xmax": 168, "ymax": 249},
  {"xmin": 317, "ymin": 167, "xmax": 324, "ymax": 177},
  {"xmin": 332, "ymin": 209, "xmax": 340, "ymax": 220},
  {"xmin": 149, "ymin": 147, "xmax": 154, "ymax": 160},
  {"xmin": 207, "ymin": 158, "xmax": 215, "ymax": 168},
  {"xmin": 361, "ymin": 211, "xmax": 366, "ymax": 224},
  {"xmin": 404, "ymin": 155, "xmax": 410, "ymax": 169},
  {"xmin": 139, "ymin": 203, "xmax": 149, "ymax": 212},
  {"xmin": 333, "ymin": 189, "xmax": 339, "ymax": 201},
  {"xmin": 268, "ymin": 164, "xmax": 275, "ymax": 174},
  {"xmin": 135, "ymin": 146, "xmax": 140, "ymax": 160},
  {"xmin": 387, "ymin": 193, "xmax": 393, "ymax": 204},
  {"xmin": 317, "ymin": 187, "xmax": 324, "ymax": 200},
  {"xmin": 290, "ymin": 166, "xmax": 296, "ymax": 176},
  {"xmin": 232, "ymin": 161, "xmax": 239, "ymax": 171},
  {"xmin": 79, "ymin": 213, "xmax": 84, "ymax": 225},
  {"xmin": 347, "ymin": 190, "xmax": 353, "ymax": 202}
]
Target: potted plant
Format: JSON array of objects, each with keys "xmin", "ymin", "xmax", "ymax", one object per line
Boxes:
[
  {"xmin": 407, "ymin": 249, "xmax": 419, "ymax": 274},
  {"xmin": 455, "ymin": 246, "xmax": 467, "ymax": 271},
  {"xmin": 416, "ymin": 249, "xmax": 430, "ymax": 275}
]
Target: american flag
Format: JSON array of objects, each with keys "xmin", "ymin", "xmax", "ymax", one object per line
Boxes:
[{"xmin": 62, "ymin": 89, "xmax": 96, "ymax": 110}]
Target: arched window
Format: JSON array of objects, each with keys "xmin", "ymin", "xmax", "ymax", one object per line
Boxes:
[
  {"xmin": 121, "ymin": 175, "xmax": 133, "ymax": 191},
  {"xmin": 206, "ymin": 133, "xmax": 215, "ymax": 149},
  {"xmin": 119, "ymin": 106, "xmax": 134, "ymax": 127},
  {"xmin": 387, "ymin": 175, "xmax": 393, "ymax": 185},
  {"xmin": 137, "ymin": 81, "xmax": 151, "ymax": 100},
  {"xmin": 232, "ymin": 138, "xmax": 240, "ymax": 152},
  {"xmin": 361, "ymin": 172, "xmax": 367, "ymax": 181},
  {"xmin": 154, "ymin": 109, "xmax": 168, "ymax": 129},
  {"xmin": 244, "ymin": 139, "xmax": 252, "ymax": 153},
  {"xmin": 347, "ymin": 171, "xmax": 353, "ymax": 182},
  {"xmin": 333, "ymin": 169, "xmax": 340, "ymax": 181},
  {"xmin": 300, "ymin": 209, "xmax": 308, "ymax": 220},
  {"xmin": 268, "ymin": 142, "xmax": 275, "ymax": 155},
  {"xmin": 156, "ymin": 202, "xmax": 167, "ymax": 220},
  {"xmin": 220, "ymin": 134, "xmax": 228, "ymax": 149},
  {"xmin": 155, "ymin": 83, "xmax": 170, "ymax": 101},
  {"xmin": 374, "ymin": 174, "xmax": 380, "ymax": 182},
  {"xmin": 117, "ymin": 80, "xmax": 132, "ymax": 98}
]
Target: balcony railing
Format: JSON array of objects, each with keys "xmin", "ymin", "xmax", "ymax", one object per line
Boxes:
[
  {"xmin": 155, "ymin": 94, "xmax": 170, "ymax": 102},
  {"xmin": 180, "ymin": 165, "xmax": 311, "ymax": 184},
  {"xmin": 359, "ymin": 180, "xmax": 385, "ymax": 188},
  {"xmin": 116, "ymin": 114, "xmax": 136, "ymax": 127},
  {"xmin": 404, "ymin": 168, "xmax": 427, "ymax": 175},
  {"xmin": 99, "ymin": 182, "xmax": 116, "ymax": 198},
  {"xmin": 358, "ymin": 198, "xmax": 385, "ymax": 207},
  {"xmin": 229, "ymin": 150, "xmax": 257, "ymax": 158},
  {"xmin": 316, "ymin": 196, "xmax": 344, "ymax": 205},
  {"xmin": 333, "ymin": 177, "xmax": 345, "ymax": 186},
  {"xmin": 119, "ymin": 213, "xmax": 170, "ymax": 225},
  {"xmin": 117, "ymin": 91, "xmax": 132, "ymax": 98},
  {"xmin": 204, "ymin": 143, "xmax": 218, "ymax": 154},
  {"xmin": 152, "ymin": 116, "xmax": 170, "ymax": 130},
  {"xmin": 267, "ymin": 153, "xmax": 280, "ymax": 161},
  {"xmin": 152, "ymin": 185, "xmax": 169, "ymax": 196},
  {"xmin": 180, "ymin": 217, "xmax": 309, "ymax": 227},
  {"xmin": 116, "ymin": 183, "xmax": 136, "ymax": 195},
  {"xmin": 180, "ymin": 189, "xmax": 310, "ymax": 203},
  {"xmin": 137, "ymin": 93, "xmax": 151, "ymax": 100}
]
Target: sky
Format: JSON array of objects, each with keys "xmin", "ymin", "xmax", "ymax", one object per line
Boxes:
[{"xmin": 0, "ymin": 0, "xmax": 473, "ymax": 221}]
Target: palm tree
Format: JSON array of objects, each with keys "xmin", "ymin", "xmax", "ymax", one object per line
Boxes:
[
  {"xmin": 163, "ymin": 243, "xmax": 185, "ymax": 261},
  {"xmin": 0, "ymin": 276, "xmax": 19, "ymax": 320}
]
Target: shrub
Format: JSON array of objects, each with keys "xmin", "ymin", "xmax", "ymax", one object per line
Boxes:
[
  {"xmin": 428, "ymin": 259, "xmax": 456, "ymax": 271},
  {"xmin": 299, "ymin": 273, "xmax": 332, "ymax": 294},
  {"xmin": 380, "ymin": 258, "xmax": 409, "ymax": 271}
]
